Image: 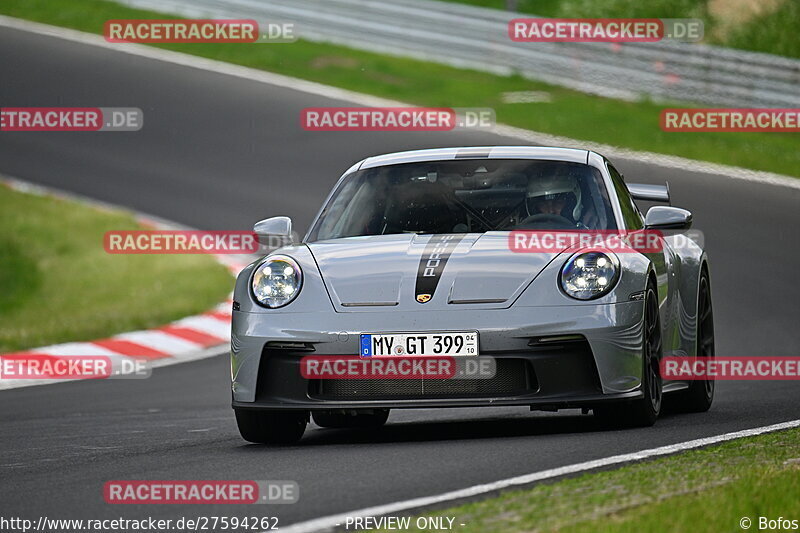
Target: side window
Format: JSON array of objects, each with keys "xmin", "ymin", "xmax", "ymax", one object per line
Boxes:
[{"xmin": 607, "ymin": 163, "xmax": 644, "ymax": 230}]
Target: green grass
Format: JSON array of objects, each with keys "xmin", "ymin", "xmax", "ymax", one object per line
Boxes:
[
  {"xmin": 377, "ymin": 426, "xmax": 800, "ymax": 533},
  {"xmin": 0, "ymin": 184, "xmax": 233, "ymax": 353},
  {"xmin": 2, "ymin": 0, "xmax": 799, "ymax": 177},
  {"xmin": 723, "ymin": 1, "xmax": 800, "ymax": 59}
]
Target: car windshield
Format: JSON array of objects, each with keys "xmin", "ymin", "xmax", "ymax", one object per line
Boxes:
[{"xmin": 307, "ymin": 159, "xmax": 617, "ymax": 241}]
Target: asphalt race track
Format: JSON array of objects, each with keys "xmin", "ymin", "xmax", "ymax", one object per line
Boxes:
[{"xmin": 1, "ymin": 26, "xmax": 799, "ymax": 528}]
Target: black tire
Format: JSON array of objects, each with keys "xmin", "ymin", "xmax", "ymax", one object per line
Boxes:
[
  {"xmin": 671, "ymin": 270, "xmax": 715, "ymax": 413},
  {"xmin": 595, "ymin": 283, "xmax": 663, "ymax": 427},
  {"xmin": 312, "ymin": 409, "xmax": 390, "ymax": 429},
  {"xmin": 234, "ymin": 409, "xmax": 307, "ymax": 445}
]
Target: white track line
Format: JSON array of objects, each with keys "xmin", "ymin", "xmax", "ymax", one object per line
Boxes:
[
  {"xmin": 1, "ymin": 14, "xmax": 798, "ymax": 190},
  {"xmin": 281, "ymin": 419, "xmax": 800, "ymax": 533}
]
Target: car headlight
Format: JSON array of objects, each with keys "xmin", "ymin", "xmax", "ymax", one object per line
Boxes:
[
  {"xmin": 560, "ymin": 251, "xmax": 619, "ymax": 300},
  {"xmin": 251, "ymin": 255, "xmax": 302, "ymax": 308}
]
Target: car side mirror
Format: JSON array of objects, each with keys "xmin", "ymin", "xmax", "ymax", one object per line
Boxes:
[
  {"xmin": 253, "ymin": 216, "xmax": 293, "ymax": 240},
  {"xmin": 644, "ymin": 206, "xmax": 692, "ymax": 230}
]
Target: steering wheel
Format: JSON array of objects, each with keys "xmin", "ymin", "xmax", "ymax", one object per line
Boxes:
[{"xmin": 517, "ymin": 213, "xmax": 576, "ymax": 230}]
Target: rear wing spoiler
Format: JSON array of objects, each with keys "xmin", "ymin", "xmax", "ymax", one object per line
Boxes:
[{"xmin": 627, "ymin": 182, "xmax": 671, "ymax": 204}]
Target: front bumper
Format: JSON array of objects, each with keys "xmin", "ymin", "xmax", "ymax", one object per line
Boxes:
[{"xmin": 230, "ymin": 301, "xmax": 645, "ymax": 409}]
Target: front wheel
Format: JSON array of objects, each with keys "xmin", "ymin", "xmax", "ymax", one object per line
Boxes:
[
  {"xmin": 595, "ymin": 284, "xmax": 663, "ymax": 427},
  {"xmin": 671, "ymin": 270, "xmax": 715, "ymax": 412},
  {"xmin": 235, "ymin": 409, "xmax": 307, "ymax": 445}
]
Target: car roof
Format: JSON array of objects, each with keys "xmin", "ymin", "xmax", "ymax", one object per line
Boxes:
[{"xmin": 356, "ymin": 146, "xmax": 591, "ymax": 170}]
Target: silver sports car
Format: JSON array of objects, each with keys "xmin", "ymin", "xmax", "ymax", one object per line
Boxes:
[{"xmin": 230, "ymin": 146, "xmax": 714, "ymax": 444}]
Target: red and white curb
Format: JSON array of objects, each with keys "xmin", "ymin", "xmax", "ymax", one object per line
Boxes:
[
  {"xmin": 0, "ymin": 176, "xmax": 254, "ymax": 391},
  {"xmin": 0, "ymin": 296, "xmax": 240, "ymax": 390}
]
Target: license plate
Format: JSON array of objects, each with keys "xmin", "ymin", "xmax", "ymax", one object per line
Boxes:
[{"xmin": 360, "ymin": 331, "xmax": 478, "ymax": 357}]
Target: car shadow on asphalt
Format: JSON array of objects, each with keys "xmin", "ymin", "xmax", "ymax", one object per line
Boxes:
[{"xmin": 236, "ymin": 409, "xmax": 686, "ymax": 449}]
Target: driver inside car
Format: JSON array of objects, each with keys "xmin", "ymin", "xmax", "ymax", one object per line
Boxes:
[{"xmin": 519, "ymin": 172, "xmax": 584, "ymax": 228}]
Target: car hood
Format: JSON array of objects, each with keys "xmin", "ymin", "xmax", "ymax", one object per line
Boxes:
[{"xmin": 307, "ymin": 233, "xmax": 565, "ymax": 311}]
